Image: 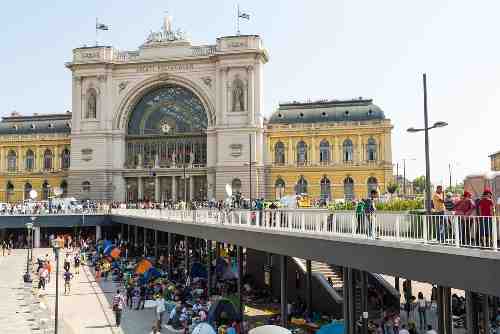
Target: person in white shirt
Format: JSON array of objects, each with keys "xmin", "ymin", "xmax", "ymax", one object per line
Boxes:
[
  {"xmin": 417, "ymin": 291, "xmax": 428, "ymax": 330},
  {"xmin": 153, "ymin": 296, "xmax": 166, "ymax": 333}
]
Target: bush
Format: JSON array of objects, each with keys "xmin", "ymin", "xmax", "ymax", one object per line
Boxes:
[{"xmin": 375, "ymin": 199, "xmax": 424, "ymax": 211}]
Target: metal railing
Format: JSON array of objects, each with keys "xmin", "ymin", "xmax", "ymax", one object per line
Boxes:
[{"xmin": 111, "ymin": 209, "xmax": 499, "ymax": 251}]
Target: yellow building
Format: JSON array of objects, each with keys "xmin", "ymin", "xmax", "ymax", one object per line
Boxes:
[
  {"xmin": 490, "ymin": 151, "xmax": 500, "ymax": 171},
  {"xmin": 264, "ymin": 99, "xmax": 393, "ymax": 201},
  {"xmin": 0, "ymin": 112, "xmax": 71, "ymax": 202}
]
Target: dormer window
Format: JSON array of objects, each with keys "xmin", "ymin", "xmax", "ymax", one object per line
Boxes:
[
  {"xmin": 12, "ymin": 125, "xmax": 17, "ymax": 130},
  {"xmin": 30, "ymin": 124, "xmax": 36, "ymax": 129},
  {"xmin": 278, "ymin": 113, "xmax": 283, "ymax": 118},
  {"xmin": 345, "ymin": 110, "xmax": 350, "ymax": 116},
  {"xmin": 48, "ymin": 123, "xmax": 54, "ymax": 129},
  {"xmin": 368, "ymin": 109, "xmax": 373, "ymax": 115},
  {"xmin": 299, "ymin": 112, "xmax": 304, "ymax": 118},
  {"xmin": 321, "ymin": 111, "xmax": 327, "ymax": 117}
]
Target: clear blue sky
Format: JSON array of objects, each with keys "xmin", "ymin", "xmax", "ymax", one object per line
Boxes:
[{"xmin": 1, "ymin": 0, "xmax": 497, "ymax": 185}]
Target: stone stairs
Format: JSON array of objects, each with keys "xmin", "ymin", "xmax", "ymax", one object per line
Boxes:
[{"xmin": 295, "ymin": 258, "xmax": 344, "ymax": 290}]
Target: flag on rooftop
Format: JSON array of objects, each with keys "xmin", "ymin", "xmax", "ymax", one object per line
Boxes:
[{"xmin": 96, "ymin": 21, "xmax": 109, "ymax": 31}]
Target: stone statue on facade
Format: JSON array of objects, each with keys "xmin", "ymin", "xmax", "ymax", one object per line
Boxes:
[
  {"xmin": 86, "ymin": 91, "xmax": 97, "ymax": 119},
  {"xmin": 232, "ymin": 75, "xmax": 245, "ymax": 112},
  {"xmin": 136, "ymin": 153, "xmax": 143, "ymax": 169}
]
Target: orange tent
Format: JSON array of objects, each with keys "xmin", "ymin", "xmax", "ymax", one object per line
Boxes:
[
  {"xmin": 135, "ymin": 259, "xmax": 153, "ymax": 274},
  {"xmin": 110, "ymin": 248, "xmax": 121, "ymax": 259}
]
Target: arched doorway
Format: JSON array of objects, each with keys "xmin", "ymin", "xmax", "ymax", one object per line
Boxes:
[
  {"xmin": 320, "ymin": 176, "xmax": 331, "ymax": 202},
  {"xmin": 344, "ymin": 177, "xmax": 354, "ymax": 201},
  {"xmin": 295, "ymin": 176, "xmax": 308, "ymax": 195},
  {"xmin": 275, "ymin": 178, "xmax": 285, "ymax": 199},
  {"xmin": 125, "ymin": 85, "xmax": 209, "ymax": 200}
]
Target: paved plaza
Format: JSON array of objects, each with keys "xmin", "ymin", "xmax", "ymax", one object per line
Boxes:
[{"xmin": 0, "ymin": 249, "xmax": 163, "ymax": 334}]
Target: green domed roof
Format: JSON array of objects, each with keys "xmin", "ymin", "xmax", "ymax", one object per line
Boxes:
[{"xmin": 268, "ymin": 99, "xmax": 385, "ymax": 124}]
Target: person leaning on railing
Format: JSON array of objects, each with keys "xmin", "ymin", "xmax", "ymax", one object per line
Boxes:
[
  {"xmin": 453, "ymin": 191, "xmax": 476, "ymax": 245},
  {"xmin": 477, "ymin": 188, "xmax": 495, "ymax": 247}
]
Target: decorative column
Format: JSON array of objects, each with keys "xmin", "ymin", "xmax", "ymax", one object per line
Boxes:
[
  {"xmin": 154, "ymin": 176, "xmax": 160, "ymax": 202},
  {"xmin": 54, "ymin": 145, "xmax": 59, "ymax": 171},
  {"xmin": 189, "ymin": 176, "xmax": 195, "ymax": 201},
  {"xmin": 357, "ymin": 135, "xmax": 363, "ymax": 162},
  {"xmin": 137, "ymin": 177, "xmax": 144, "ymax": 200},
  {"xmin": 247, "ymin": 65, "xmax": 255, "ymax": 125},
  {"xmin": 288, "ymin": 138, "xmax": 293, "ymax": 165},
  {"xmin": 172, "ymin": 176, "xmax": 177, "ymax": 202},
  {"xmin": 310, "ymin": 137, "xmax": 316, "ymax": 165}
]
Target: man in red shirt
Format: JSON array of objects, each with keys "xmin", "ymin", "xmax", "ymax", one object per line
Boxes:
[{"xmin": 478, "ymin": 188, "xmax": 495, "ymax": 247}]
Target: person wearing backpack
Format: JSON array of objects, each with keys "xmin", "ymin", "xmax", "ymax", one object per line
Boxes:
[
  {"xmin": 355, "ymin": 200, "xmax": 366, "ymax": 234},
  {"xmin": 365, "ymin": 190, "xmax": 378, "ymax": 238},
  {"xmin": 112, "ymin": 289, "xmax": 126, "ymax": 327}
]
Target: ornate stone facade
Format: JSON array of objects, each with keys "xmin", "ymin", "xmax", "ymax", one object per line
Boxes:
[
  {"xmin": 264, "ymin": 99, "xmax": 393, "ymax": 201},
  {"xmin": 0, "ymin": 112, "xmax": 71, "ymax": 202},
  {"xmin": 65, "ymin": 16, "xmax": 268, "ymax": 201}
]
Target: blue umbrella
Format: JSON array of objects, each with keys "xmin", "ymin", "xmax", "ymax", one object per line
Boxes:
[{"xmin": 317, "ymin": 322, "xmax": 344, "ymax": 334}]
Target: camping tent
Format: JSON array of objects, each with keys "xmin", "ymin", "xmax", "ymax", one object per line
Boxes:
[
  {"xmin": 249, "ymin": 325, "xmax": 292, "ymax": 334},
  {"xmin": 135, "ymin": 259, "xmax": 153, "ymax": 275},
  {"xmin": 207, "ymin": 298, "xmax": 241, "ymax": 324},
  {"xmin": 192, "ymin": 323, "xmax": 217, "ymax": 334},
  {"xmin": 317, "ymin": 321, "xmax": 344, "ymax": 334}
]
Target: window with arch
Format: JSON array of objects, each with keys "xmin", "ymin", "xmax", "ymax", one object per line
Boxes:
[
  {"xmin": 42, "ymin": 181, "xmax": 50, "ymax": 200},
  {"xmin": 274, "ymin": 141, "xmax": 285, "ymax": 165},
  {"xmin": 24, "ymin": 183, "xmax": 32, "ymax": 200},
  {"xmin": 7, "ymin": 150, "xmax": 17, "ymax": 172},
  {"xmin": 320, "ymin": 176, "xmax": 331, "ymax": 201},
  {"xmin": 25, "ymin": 149, "xmax": 35, "ymax": 171},
  {"xmin": 61, "ymin": 148, "xmax": 70, "ymax": 170},
  {"xmin": 231, "ymin": 178, "xmax": 242, "ymax": 193},
  {"xmin": 86, "ymin": 88, "xmax": 97, "ymax": 119},
  {"xmin": 319, "ymin": 140, "xmax": 330, "ymax": 164},
  {"xmin": 6, "ymin": 181, "xmax": 14, "ymax": 202},
  {"xmin": 60, "ymin": 180, "xmax": 68, "ymax": 197},
  {"xmin": 366, "ymin": 138, "xmax": 377, "ymax": 161},
  {"xmin": 275, "ymin": 178, "xmax": 286, "ymax": 199},
  {"xmin": 343, "ymin": 139, "xmax": 353, "ymax": 162},
  {"xmin": 344, "ymin": 177, "xmax": 354, "ymax": 201},
  {"xmin": 296, "ymin": 141, "xmax": 308, "ymax": 165},
  {"xmin": 295, "ymin": 175, "xmax": 308, "ymax": 195},
  {"xmin": 82, "ymin": 181, "xmax": 91, "ymax": 192},
  {"xmin": 43, "ymin": 149, "xmax": 53, "ymax": 170},
  {"xmin": 367, "ymin": 177, "xmax": 378, "ymax": 195}
]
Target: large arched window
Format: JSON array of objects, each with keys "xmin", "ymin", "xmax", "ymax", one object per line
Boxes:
[
  {"xmin": 6, "ymin": 181, "xmax": 14, "ymax": 202},
  {"xmin": 43, "ymin": 149, "xmax": 53, "ymax": 170},
  {"xmin": 319, "ymin": 140, "xmax": 330, "ymax": 164},
  {"xmin": 274, "ymin": 141, "xmax": 285, "ymax": 165},
  {"xmin": 366, "ymin": 138, "xmax": 377, "ymax": 161},
  {"xmin": 275, "ymin": 178, "xmax": 285, "ymax": 199},
  {"xmin": 296, "ymin": 141, "xmax": 308, "ymax": 165},
  {"xmin": 344, "ymin": 177, "xmax": 354, "ymax": 201},
  {"xmin": 82, "ymin": 181, "xmax": 91, "ymax": 193},
  {"xmin": 320, "ymin": 176, "xmax": 331, "ymax": 201},
  {"xmin": 295, "ymin": 175, "xmax": 308, "ymax": 195},
  {"xmin": 367, "ymin": 177, "xmax": 378, "ymax": 195},
  {"xmin": 343, "ymin": 139, "xmax": 353, "ymax": 162},
  {"xmin": 42, "ymin": 181, "xmax": 50, "ymax": 200},
  {"xmin": 60, "ymin": 180, "xmax": 68, "ymax": 197},
  {"xmin": 25, "ymin": 149, "xmax": 35, "ymax": 171},
  {"xmin": 61, "ymin": 148, "xmax": 70, "ymax": 170},
  {"xmin": 24, "ymin": 183, "xmax": 32, "ymax": 200},
  {"xmin": 86, "ymin": 88, "xmax": 97, "ymax": 119},
  {"xmin": 231, "ymin": 178, "xmax": 242, "ymax": 193},
  {"xmin": 7, "ymin": 150, "xmax": 17, "ymax": 172}
]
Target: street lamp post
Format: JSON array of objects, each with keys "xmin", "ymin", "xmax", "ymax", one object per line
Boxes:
[
  {"xmin": 244, "ymin": 133, "xmax": 257, "ymax": 208},
  {"xmin": 23, "ymin": 222, "xmax": 34, "ymax": 283},
  {"xmin": 51, "ymin": 239, "xmax": 62, "ymax": 334},
  {"xmin": 407, "ymin": 73, "xmax": 448, "ymax": 214}
]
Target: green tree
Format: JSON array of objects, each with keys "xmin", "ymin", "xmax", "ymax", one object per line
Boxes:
[
  {"xmin": 387, "ymin": 183, "xmax": 399, "ymax": 195},
  {"xmin": 413, "ymin": 176, "xmax": 426, "ymax": 194},
  {"xmin": 445, "ymin": 183, "xmax": 464, "ymax": 195}
]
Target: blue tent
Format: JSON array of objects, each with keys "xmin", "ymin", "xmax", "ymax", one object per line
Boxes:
[
  {"xmin": 317, "ymin": 321, "xmax": 344, "ymax": 334},
  {"xmin": 191, "ymin": 262, "xmax": 208, "ymax": 279},
  {"xmin": 103, "ymin": 240, "xmax": 114, "ymax": 255}
]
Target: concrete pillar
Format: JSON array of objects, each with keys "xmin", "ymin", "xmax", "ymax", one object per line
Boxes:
[
  {"xmin": 143, "ymin": 228, "xmax": 147, "ymax": 256},
  {"xmin": 96, "ymin": 225, "xmax": 102, "ymax": 241},
  {"xmin": 155, "ymin": 176, "xmax": 160, "ymax": 202},
  {"xmin": 34, "ymin": 226, "xmax": 40, "ymax": 248},
  {"xmin": 280, "ymin": 255, "xmax": 288, "ymax": 328},
  {"xmin": 465, "ymin": 291, "xmax": 475, "ymax": 334},
  {"xmin": 184, "ymin": 236, "xmax": 189, "ymax": 277},
  {"xmin": 167, "ymin": 233, "xmax": 173, "ymax": 278},
  {"xmin": 347, "ymin": 269, "xmax": 356, "ymax": 334},
  {"xmin": 237, "ymin": 246, "xmax": 244, "ymax": 318},
  {"xmin": 361, "ymin": 271, "xmax": 369, "ymax": 334},
  {"xmin": 138, "ymin": 176, "xmax": 143, "ymax": 200},
  {"xmin": 207, "ymin": 240, "xmax": 213, "ymax": 295},
  {"xmin": 306, "ymin": 260, "xmax": 313, "ymax": 317},
  {"xmin": 134, "ymin": 225, "xmax": 138, "ymax": 248},
  {"xmin": 154, "ymin": 230, "xmax": 158, "ymax": 259},
  {"xmin": 343, "ymin": 268, "xmax": 350, "ymax": 334},
  {"xmin": 172, "ymin": 176, "xmax": 177, "ymax": 202},
  {"xmin": 483, "ymin": 294, "xmax": 490, "ymax": 334},
  {"xmin": 189, "ymin": 176, "xmax": 195, "ymax": 201},
  {"xmin": 437, "ymin": 286, "xmax": 453, "ymax": 334}
]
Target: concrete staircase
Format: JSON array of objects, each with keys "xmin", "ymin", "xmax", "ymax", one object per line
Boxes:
[{"xmin": 295, "ymin": 258, "xmax": 344, "ymax": 290}]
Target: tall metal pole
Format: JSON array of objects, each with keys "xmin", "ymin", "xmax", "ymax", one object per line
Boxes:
[
  {"xmin": 54, "ymin": 249, "xmax": 60, "ymax": 334},
  {"xmin": 249, "ymin": 133, "xmax": 252, "ymax": 207},
  {"xmin": 403, "ymin": 159, "xmax": 407, "ymax": 198},
  {"xmin": 184, "ymin": 140, "xmax": 187, "ymax": 204},
  {"xmin": 280, "ymin": 255, "xmax": 288, "ymax": 328},
  {"xmin": 449, "ymin": 163, "xmax": 452, "ymax": 190},
  {"xmin": 423, "ymin": 73, "xmax": 432, "ymax": 214}
]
